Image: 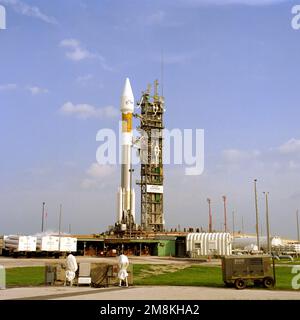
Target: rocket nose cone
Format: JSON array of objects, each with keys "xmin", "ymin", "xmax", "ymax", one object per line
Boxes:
[
  {"xmin": 121, "ymin": 77, "xmax": 134, "ymax": 113},
  {"xmin": 122, "ymin": 78, "xmax": 134, "ymax": 98}
]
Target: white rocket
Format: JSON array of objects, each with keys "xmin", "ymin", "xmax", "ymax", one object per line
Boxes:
[{"xmin": 117, "ymin": 78, "xmax": 135, "ymax": 226}]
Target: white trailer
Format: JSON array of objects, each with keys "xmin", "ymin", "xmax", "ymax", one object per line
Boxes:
[
  {"xmin": 186, "ymin": 233, "xmax": 232, "ymax": 257},
  {"xmin": 4, "ymin": 235, "xmax": 37, "ymax": 253},
  {"xmin": 59, "ymin": 237, "xmax": 77, "ymax": 252},
  {"xmin": 37, "ymin": 236, "xmax": 60, "ymax": 252},
  {"xmin": 2, "ymin": 235, "xmax": 77, "ymax": 257}
]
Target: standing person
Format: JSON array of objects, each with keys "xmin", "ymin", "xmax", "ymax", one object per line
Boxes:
[
  {"xmin": 64, "ymin": 252, "xmax": 78, "ymax": 287},
  {"xmin": 117, "ymin": 254, "xmax": 129, "ymax": 287}
]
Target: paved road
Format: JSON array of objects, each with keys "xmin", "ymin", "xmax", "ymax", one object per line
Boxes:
[{"xmin": 1, "ymin": 285, "xmax": 299, "ymax": 300}]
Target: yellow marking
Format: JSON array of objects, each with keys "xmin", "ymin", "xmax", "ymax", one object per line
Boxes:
[{"xmin": 122, "ymin": 113, "xmax": 132, "ymax": 132}]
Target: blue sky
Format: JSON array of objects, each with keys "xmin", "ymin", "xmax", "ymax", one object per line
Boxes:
[{"xmin": 0, "ymin": 0, "xmax": 300, "ymax": 239}]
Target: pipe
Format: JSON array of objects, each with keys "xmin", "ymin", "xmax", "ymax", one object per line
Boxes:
[{"xmin": 278, "ymin": 255, "xmax": 294, "ymax": 262}]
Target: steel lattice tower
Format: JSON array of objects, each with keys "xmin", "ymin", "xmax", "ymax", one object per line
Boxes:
[{"xmin": 136, "ymin": 80, "xmax": 165, "ymax": 232}]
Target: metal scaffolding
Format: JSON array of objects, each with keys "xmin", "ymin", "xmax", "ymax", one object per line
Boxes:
[{"xmin": 135, "ymin": 80, "xmax": 165, "ymax": 232}]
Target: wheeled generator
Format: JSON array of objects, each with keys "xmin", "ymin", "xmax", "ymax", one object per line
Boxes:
[{"xmin": 221, "ymin": 255, "xmax": 276, "ymax": 290}]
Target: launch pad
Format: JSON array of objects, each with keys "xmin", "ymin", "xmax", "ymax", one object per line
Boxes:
[{"xmin": 114, "ymin": 79, "xmax": 165, "ymax": 236}]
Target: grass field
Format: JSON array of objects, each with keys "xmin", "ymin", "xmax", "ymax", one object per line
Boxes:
[
  {"xmin": 133, "ymin": 264, "xmax": 300, "ymax": 291},
  {"xmin": 275, "ymin": 257, "xmax": 300, "ymax": 265},
  {"xmin": 6, "ymin": 267, "xmax": 45, "ymax": 287},
  {"xmin": 4, "ymin": 263, "xmax": 300, "ymax": 291}
]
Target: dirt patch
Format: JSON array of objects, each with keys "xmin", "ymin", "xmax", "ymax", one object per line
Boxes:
[{"xmin": 137, "ymin": 264, "xmax": 190, "ymax": 279}]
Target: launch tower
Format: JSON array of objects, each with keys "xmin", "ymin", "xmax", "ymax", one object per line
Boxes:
[{"xmin": 136, "ymin": 80, "xmax": 165, "ymax": 232}]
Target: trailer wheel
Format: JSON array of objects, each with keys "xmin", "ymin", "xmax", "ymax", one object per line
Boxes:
[
  {"xmin": 263, "ymin": 277, "xmax": 274, "ymax": 289},
  {"xmin": 234, "ymin": 279, "xmax": 246, "ymax": 290}
]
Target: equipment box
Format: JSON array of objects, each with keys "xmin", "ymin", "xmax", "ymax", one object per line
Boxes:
[{"xmin": 221, "ymin": 255, "xmax": 276, "ymax": 289}]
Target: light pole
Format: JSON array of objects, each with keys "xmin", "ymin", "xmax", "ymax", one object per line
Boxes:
[
  {"xmin": 296, "ymin": 209, "xmax": 300, "ymax": 243},
  {"xmin": 222, "ymin": 195, "xmax": 227, "ymax": 233},
  {"xmin": 242, "ymin": 216, "xmax": 244, "ymax": 235},
  {"xmin": 207, "ymin": 198, "xmax": 212, "ymax": 232},
  {"xmin": 232, "ymin": 210, "xmax": 235, "ymax": 236},
  {"xmin": 58, "ymin": 204, "xmax": 62, "ymax": 252},
  {"xmin": 263, "ymin": 192, "xmax": 271, "ymax": 254},
  {"xmin": 254, "ymin": 179, "xmax": 260, "ymax": 251},
  {"xmin": 41, "ymin": 202, "xmax": 45, "ymax": 233}
]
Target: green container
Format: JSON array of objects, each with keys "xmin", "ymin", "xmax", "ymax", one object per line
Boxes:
[{"xmin": 157, "ymin": 240, "xmax": 176, "ymax": 257}]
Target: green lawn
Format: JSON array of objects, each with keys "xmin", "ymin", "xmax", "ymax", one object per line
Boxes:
[
  {"xmin": 273, "ymin": 266, "xmax": 300, "ymax": 290},
  {"xmin": 6, "ymin": 267, "xmax": 45, "ymax": 287},
  {"xmin": 133, "ymin": 264, "xmax": 300, "ymax": 291},
  {"xmin": 4, "ymin": 264, "xmax": 300, "ymax": 291},
  {"xmin": 133, "ymin": 264, "xmax": 223, "ymax": 287},
  {"xmin": 275, "ymin": 257, "xmax": 300, "ymax": 265}
]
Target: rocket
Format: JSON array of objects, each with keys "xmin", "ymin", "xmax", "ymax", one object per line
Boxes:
[{"xmin": 117, "ymin": 78, "xmax": 135, "ymax": 226}]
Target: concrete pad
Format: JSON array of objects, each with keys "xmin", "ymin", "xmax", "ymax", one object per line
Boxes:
[
  {"xmin": 53, "ymin": 286, "xmax": 300, "ymax": 300},
  {"xmin": 0, "ymin": 286, "xmax": 99, "ymax": 300},
  {"xmin": 1, "ymin": 285, "xmax": 299, "ymax": 300}
]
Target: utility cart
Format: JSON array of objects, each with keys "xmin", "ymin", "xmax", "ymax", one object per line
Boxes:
[{"xmin": 221, "ymin": 255, "xmax": 276, "ymax": 290}]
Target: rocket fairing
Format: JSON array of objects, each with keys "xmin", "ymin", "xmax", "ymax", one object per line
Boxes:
[{"xmin": 117, "ymin": 78, "xmax": 135, "ymax": 225}]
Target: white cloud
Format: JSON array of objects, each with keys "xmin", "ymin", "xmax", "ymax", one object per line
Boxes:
[
  {"xmin": 222, "ymin": 149, "xmax": 260, "ymax": 163},
  {"xmin": 102, "ymin": 105, "xmax": 118, "ymax": 118},
  {"xmin": 27, "ymin": 86, "xmax": 49, "ymax": 95},
  {"xmin": 0, "ymin": 84, "xmax": 49, "ymax": 95},
  {"xmin": 59, "ymin": 101, "xmax": 118, "ymax": 119},
  {"xmin": 278, "ymin": 138, "xmax": 300, "ymax": 154},
  {"xmin": 60, "ymin": 38, "xmax": 95, "ymax": 61},
  {"xmin": 86, "ymin": 163, "xmax": 115, "ymax": 179},
  {"xmin": 81, "ymin": 163, "xmax": 116, "ymax": 189},
  {"xmin": 0, "ymin": 0, "xmax": 57, "ymax": 24},
  {"xmin": 0, "ymin": 83, "xmax": 17, "ymax": 91},
  {"xmin": 60, "ymin": 102, "xmax": 97, "ymax": 119},
  {"xmin": 220, "ymin": 138, "xmax": 300, "ymax": 173},
  {"xmin": 60, "ymin": 38, "xmax": 113, "ymax": 71}
]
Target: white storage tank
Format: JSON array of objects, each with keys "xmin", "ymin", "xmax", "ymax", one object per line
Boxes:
[
  {"xmin": 232, "ymin": 236, "xmax": 256, "ymax": 250},
  {"xmin": 271, "ymin": 237, "xmax": 283, "ymax": 247},
  {"xmin": 186, "ymin": 233, "xmax": 232, "ymax": 257},
  {"xmin": 233, "ymin": 236, "xmax": 283, "ymax": 251}
]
